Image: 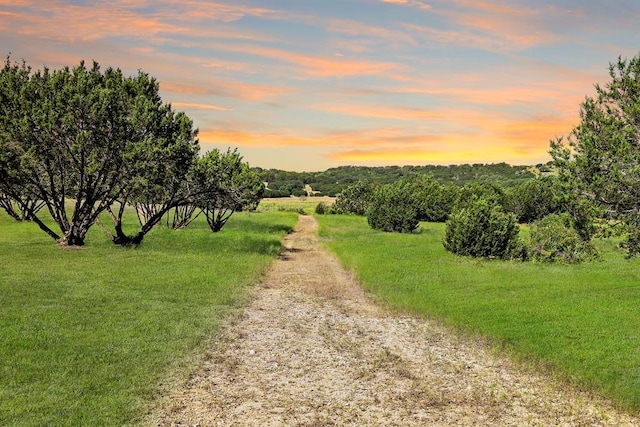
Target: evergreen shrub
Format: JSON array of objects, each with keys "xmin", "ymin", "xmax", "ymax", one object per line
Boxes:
[
  {"xmin": 443, "ymin": 198, "xmax": 523, "ymax": 259},
  {"xmin": 366, "ymin": 181, "xmax": 419, "ymax": 233},
  {"xmin": 528, "ymin": 213, "xmax": 598, "ymax": 263}
]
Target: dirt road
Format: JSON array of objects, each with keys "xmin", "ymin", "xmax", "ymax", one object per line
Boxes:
[{"xmin": 150, "ymin": 215, "xmax": 639, "ymax": 426}]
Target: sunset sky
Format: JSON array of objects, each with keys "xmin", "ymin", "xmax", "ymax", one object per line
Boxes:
[{"xmin": 2, "ymin": 1, "xmax": 639, "ymax": 171}]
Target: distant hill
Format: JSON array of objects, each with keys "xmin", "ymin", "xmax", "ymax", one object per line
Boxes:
[{"xmin": 253, "ymin": 162, "xmax": 553, "ymax": 197}]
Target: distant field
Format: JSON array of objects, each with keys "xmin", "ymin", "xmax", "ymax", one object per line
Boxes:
[
  {"xmin": 259, "ymin": 196, "xmax": 335, "ymax": 214},
  {"xmin": 0, "ymin": 210, "xmax": 297, "ymax": 426},
  {"xmin": 317, "ymin": 214, "xmax": 640, "ymax": 413}
]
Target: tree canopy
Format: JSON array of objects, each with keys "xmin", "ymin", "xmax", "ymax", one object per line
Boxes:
[{"xmin": 550, "ymin": 53, "xmax": 640, "ymax": 252}]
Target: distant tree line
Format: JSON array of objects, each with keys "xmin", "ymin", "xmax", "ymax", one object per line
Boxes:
[
  {"xmin": 254, "ymin": 162, "xmax": 541, "ymax": 198},
  {"xmin": 0, "ymin": 57, "xmax": 263, "ymax": 246}
]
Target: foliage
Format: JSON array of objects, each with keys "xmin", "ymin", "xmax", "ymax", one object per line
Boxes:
[
  {"xmin": 103, "ymin": 87, "xmax": 200, "ymax": 245},
  {"xmin": 332, "ymin": 180, "xmax": 373, "ymax": 215},
  {"xmin": 315, "ymin": 202, "xmax": 329, "ymax": 215},
  {"xmin": 527, "ymin": 213, "xmax": 599, "ymax": 263},
  {"xmin": 366, "ymin": 180, "xmax": 419, "ymax": 233},
  {"xmin": 318, "ymin": 214, "xmax": 640, "ymax": 412},
  {"xmin": 504, "ymin": 176, "xmax": 563, "ymax": 223},
  {"xmin": 191, "ymin": 148, "xmax": 264, "ymax": 232},
  {"xmin": 253, "ymin": 162, "xmax": 536, "ymax": 197},
  {"xmin": 407, "ymin": 175, "xmax": 458, "ymax": 222},
  {"xmin": 620, "ymin": 226, "xmax": 640, "ymax": 258},
  {"xmin": 0, "ymin": 56, "xmax": 198, "ymax": 246},
  {"xmin": 443, "ymin": 198, "xmax": 523, "ymax": 259},
  {"xmin": 550, "ymin": 53, "xmax": 640, "ymax": 255},
  {"xmin": 453, "ymin": 180, "xmax": 506, "ymax": 211}
]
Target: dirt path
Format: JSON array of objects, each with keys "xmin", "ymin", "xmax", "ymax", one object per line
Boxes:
[{"xmin": 150, "ymin": 215, "xmax": 639, "ymax": 426}]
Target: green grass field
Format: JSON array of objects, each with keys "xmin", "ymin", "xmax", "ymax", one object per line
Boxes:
[
  {"xmin": 317, "ymin": 214, "xmax": 640, "ymax": 413},
  {"xmin": 0, "ymin": 209, "xmax": 297, "ymax": 426}
]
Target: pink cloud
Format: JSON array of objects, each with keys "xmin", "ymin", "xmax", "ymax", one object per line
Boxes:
[
  {"xmin": 210, "ymin": 43, "xmax": 405, "ymax": 79},
  {"xmin": 379, "ymin": 0, "xmax": 432, "ymax": 11}
]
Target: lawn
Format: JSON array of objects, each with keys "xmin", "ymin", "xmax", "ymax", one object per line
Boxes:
[
  {"xmin": 0, "ymin": 209, "xmax": 297, "ymax": 426},
  {"xmin": 317, "ymin": 214, "xmax": 640, "ymax": 413}
]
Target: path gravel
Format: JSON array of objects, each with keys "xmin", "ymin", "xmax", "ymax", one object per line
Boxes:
[{"xmin": 149, "ymin": 215, "xmax": 639, "ymax": 426}]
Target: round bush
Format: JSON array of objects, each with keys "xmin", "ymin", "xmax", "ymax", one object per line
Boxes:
[
  {"xmin": 315, "ymin": 202, "xmax": 329, "ymax": 215},
  {"xmin": 443, "ymin": 198, "xmax": 523, "ymax": 259},
  {"xmin": 333, "ymin": 181, "xmax": 373, "ymax": 215},
  {"xmin": 366, "ymin": 181, "xmax": 419, "ymax": 233},
  {"xmin": 528, "ymin": 213, "xmax": 598, "ymax": 263}
]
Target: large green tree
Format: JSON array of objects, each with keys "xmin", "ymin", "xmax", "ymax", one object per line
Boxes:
[
  {"xmin": 550, "ymin": 53, "xmax": 640, "ymax": 251},
  {"xmin": 0, "ymin": 57, "xmax": 198, "ymax": 246}
]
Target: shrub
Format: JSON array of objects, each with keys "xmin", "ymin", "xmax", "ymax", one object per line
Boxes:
[
  {"xmin": 453, "ymin": 180, "xmax": 505, "ymax": 211},
  {"xmin": 620, "ymin": 226, "xmax": 640, "ymax": 258},
  {"xmin": 408, "ymin": 175, "xmax": 458, "ymax": 222},
  {"xmin": 333, "ymin": 181, "xmax": 373, "ymax": 215},
  {"xmin": 444, "ymin": 198, "xmax": 523, "ymax": 259},
  {"xmin": 366, "ymin": 181, "xmax": 419, "ymax": 233},
  {"xmin": 315, "ymin": 202, "xmax": 329, "ymax": 215},
  {"xmin": 528, "ymin": 213, "xmax": 598, "ymax": 263},
  {"xmin": 504, "ymin": 176, "xmax": 562, "ymax": 223}
]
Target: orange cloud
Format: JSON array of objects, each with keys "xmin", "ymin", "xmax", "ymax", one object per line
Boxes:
[
  {"xmin": 198, "ymin": 129, "xmax": 326, "ymax": 148},
  {"xmin": 171, "ymin": 101, "xmax": 232, "ymax": 111},
  {"xmin": 321, "ymin": 104, "xmax": 450, "ymax": 121},
  {"xmin": 161, "ymin": 80, "xmax": 291, "ymax": 102}
]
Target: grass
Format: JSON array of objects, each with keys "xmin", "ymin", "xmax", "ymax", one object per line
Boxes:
[
  {"xmin": 0, "ymin": 209, "xmax": 297, "ymax": 426},
  {"xmin": 259, "ymin": 196, "xmax": 334, "ymax": 215},
  {"xmin": 317, "ymin": 214, "xmax": 640, "ymax": 413}
]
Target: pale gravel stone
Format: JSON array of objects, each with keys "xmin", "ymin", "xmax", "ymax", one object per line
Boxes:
[{"xmin": 148, "ymin": 215, "xmax": 640, "ymax": 426}]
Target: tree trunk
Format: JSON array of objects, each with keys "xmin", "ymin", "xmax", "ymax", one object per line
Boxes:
[{"xmin": 111, "ymin": 203, "xmax": 174, "ymax": 246}]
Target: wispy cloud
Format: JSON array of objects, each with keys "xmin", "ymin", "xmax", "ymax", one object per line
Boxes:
[
  {"xmin": 379, "ymin": 0, "xmax": 432, "ymax": 11},
  {"xmin": 209, "ymin": 43, "xmax": 405, "ymax": 79},
  {"xmin": 171, "ymin": 102, "xmax": 232, "ymax": 111}
]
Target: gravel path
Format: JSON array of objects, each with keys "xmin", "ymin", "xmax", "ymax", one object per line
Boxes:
[{"xmin": 149, "ymin": 215, "xmax": 639, "ymax": 426}]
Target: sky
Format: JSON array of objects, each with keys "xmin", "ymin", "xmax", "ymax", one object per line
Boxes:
[{"xmin": 1, "ymin": 1, "xmax": 639, "ymax": 171}]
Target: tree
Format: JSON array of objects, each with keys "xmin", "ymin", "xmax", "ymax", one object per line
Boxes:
[
  {"xmin": 102, "ymin": 100, "xmax": 199, "ymax": 245},
  {"xmin": 550, "ymin": 54, "xmax": 640, "ymax": 253},
  {"xmin": 0, "ymin": 57, "xmax": 199, "ymax": 246},
  {"xmin": 192, "ymin": 149, "xmax": 264, "ymax": 233}
]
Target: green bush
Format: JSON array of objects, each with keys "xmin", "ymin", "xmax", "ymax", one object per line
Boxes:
[
  {"xmin": 333, "ymin": 181, "xmax": 373, "ymax": 215},
  {"xmin": 444, "ymin": 198, "xmax": 523, "ymax": 259},
  {"xmin": 366, "ymin": 181, "xmax": 419, "ymax": 233},
  {"xmin": 453, "ymin": 180, "xmax": 505, "ymax": 211},
  {"xmin": 504, "ymin": 176, "xmax": 563, "ymax": 223},
  {"xmin": 620, "ymin": 226, "xmax": 640, "ymax": 258},
  {"xmin": 528, "ymin": 213, "xmax": 598, "ymax": 263},
  {"xmin": 407, "ymin": 175, "xmax": 458, "ymax": 222},
  {"xmin": 315, "ymin": 202, "xmax": 329, "ymax": 215}
]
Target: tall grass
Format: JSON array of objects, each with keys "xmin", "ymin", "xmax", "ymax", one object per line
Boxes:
[
  {"xmin": 317, "ymin": 214, "xmax": 640, "ymax": 413},
  {"xmin": 0, "ymin": 210, "xmax": 297, "ymax": 426}
]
